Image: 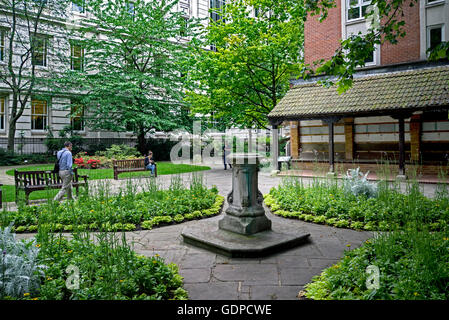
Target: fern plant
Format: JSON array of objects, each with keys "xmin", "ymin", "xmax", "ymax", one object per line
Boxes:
[
  {"xmin": 0, "ymin": 225, "xmax": 47, "ymax": 299},
  {"xmin": 343, "ymin": 167, "xmax": 378, "ymax": 199}
]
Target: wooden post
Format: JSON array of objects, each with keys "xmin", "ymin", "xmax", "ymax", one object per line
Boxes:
[
  {"xmin": 329, "ymin": 121, "xmax": 335, "ymax": 173},
  {"xmin": 271, "ymin": 124, "xmax": 279, "ymax": 171},
  {"xmin": 410, "ymin": 114, "xmax": 421, "ymax": 162},
  {"xmin": 290, "ymin": 121, "xmax": 300, "ymax": 159},
  {"xmin": 344, "ymin": 118, "xmax": 354, "ymax": 160},
  {"xmin": 398, "ymin": 116, "xmax": 406, "ymax": 176},
  {"xmin": 323, "ymin": 117, "xmax": 341, "ymax": 174}
]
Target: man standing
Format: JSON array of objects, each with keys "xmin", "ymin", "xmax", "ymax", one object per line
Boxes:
[{"xmin": 54, "ymin": 141, "xmax": 74, "ymax": 202}]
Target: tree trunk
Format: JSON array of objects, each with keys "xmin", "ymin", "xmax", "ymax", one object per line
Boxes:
[
  {"xmin": 7, "ymin": 95, "xmax": 19, "ymax": 153},
  {"xmin": 137, "ymin": 128, "xmax": 146, "ymax": 155},
  {"xmin": 7, "ymin": 119, "xmax": 16, "ymax": 153}
]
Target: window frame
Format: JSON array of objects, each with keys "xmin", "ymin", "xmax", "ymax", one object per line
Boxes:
[
  {"xmin": 70, "ymin": 100, "xmax": 85, "ymax": 132},
  {"xmin": 0, "ymin": 29, "xmax": 5, "ymax": 62},
  {"xmin": 427, "ymin": 24, "xmax": 445, "ymax": 52},
  {"xmin": 0, "ymin": 96, "xmax": 6, "ymax": 131},
  {"xmin": 70, "ymin": 43, "xmax": 84, "ymax": 71},
  {"xmin": 346, "ymin": 0, "xmax": 372, "ymax": 22},
  {"xmin": 31, "ymin": 99, "xmax": 48, "ymax": 131},
  {"xmin": 31, "ymin": 35, "xmax": 48, "ymax": 67},
  {"xmin": 210, "ymin": 0, "xmax": 226, "ymax": 23},
  {"xmin": 179, "ymin": 15, "xmax": 189, "ymax": 37},
  {"xmin": 426, "ymin": 0, "xmax": 445, "ymax": 5}
]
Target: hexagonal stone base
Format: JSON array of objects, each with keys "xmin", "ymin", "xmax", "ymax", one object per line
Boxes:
[
  {"xmin": 218, "ymin": 214, "xmax": 272, "ymax": 235},
  {"xmin": 181, "ymin": 225, "xmax": 310, "ymax": 258}
]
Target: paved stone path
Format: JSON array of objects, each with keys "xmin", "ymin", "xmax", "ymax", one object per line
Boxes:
[{"xmin": 7, "ymin": 164, "xmax": 441, "ymax": 300}]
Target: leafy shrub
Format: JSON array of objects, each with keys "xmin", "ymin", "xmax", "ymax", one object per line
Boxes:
[
  {"xmin": 342, "ymin": 168, "xmax": 378, "ymax": 198},
  {"xmin": 34, "ymin": 234, "xmax": 188, "ymax": 300},
  {"xmin": 0, "ymin": 148, "xmax": 54, "ymax": 166},
  {"xmin": 266, "ymin": 178, "xmax": 449, "ymax": 231},
  {"xmin": 1, "ymin": 180, "xmax": 220, "ymax": 232},
  {"xmin": 95, "ymin": 144, "xmax": 140, "ymax": 159},
  {"xmin": 304, "ymin": 228, "xmax": 449, "ymax": 300},
  {"xmin": 0, "ymin": 226, "xmax": 47, "ymax": 299}
]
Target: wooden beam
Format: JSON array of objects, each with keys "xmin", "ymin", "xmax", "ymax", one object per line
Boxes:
[
  {"xmin": 322, "ymin": 116, "xmax": 342, "ymax": 173},
  {"xmin": 398, "ymin": 116, "xmax": 406, "ymax": 176},
  {"xmin": 290, "ymin": 121, "xmax": 300, "ymax": 159},
  {"xmin": 344, "ymin": 118, "xmax": 354, "ymax": 160},
  {"xmin": 329, "ymin": 121, "xmax": 335, "ymax": 173},
  {"xmin": 410, "ymin": 114, "xmax": 421, "ymax": 162},
  {"xmin": 271, "ymin": 124, "xmax": 280, "ymax": 171}
]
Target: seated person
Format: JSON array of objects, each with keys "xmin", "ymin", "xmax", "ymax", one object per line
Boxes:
[{"xmin": 144, "ymin": 151, "xmax": 156, "ymax": 175}]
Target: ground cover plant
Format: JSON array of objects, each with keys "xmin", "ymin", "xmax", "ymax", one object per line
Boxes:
[
  {"xmin": 303, "ymin": 226, "xmax": 449, "ymax": 300},
  {"xmin": 268, "ymin": 170, "xmax": 449, "ymax": 300},
  {"xmin": 0, "ymin": 225, "xmax": 188, "ymax": 300},
  {"xmin": 265, "ymin": 176, "xmax": 449, "ymax": 231},
  {"xmin": 0, "ymin": 175, "xmax": 224, "ymax": 233}
]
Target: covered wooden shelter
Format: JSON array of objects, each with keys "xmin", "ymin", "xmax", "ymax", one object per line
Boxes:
[{"xmin": 268, "ymin": 63, "xmax": 449, "ymax": 177}]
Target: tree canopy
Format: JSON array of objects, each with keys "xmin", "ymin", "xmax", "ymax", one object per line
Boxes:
[
  {"xmin": 57, "ymin": 0, "xmax": 200, "ymax": 153},
  {"xmin": 186, "ymin": 0, "xmax": 305, "ymax": 130}
]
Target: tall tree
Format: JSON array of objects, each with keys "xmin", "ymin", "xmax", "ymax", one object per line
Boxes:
[
  {"xmin": 0, "ymin": 0, "xmax": 70, "ymax": 152},
  {"xmin": 58, "ymin": 0, "xmax": 200, "ymax": 154},
  {"xmin": 186, "ymin": 0, "xmax": 305, "ymax": 130}
]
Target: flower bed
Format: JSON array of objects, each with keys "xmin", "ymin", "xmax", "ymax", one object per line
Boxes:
[
  {"xmin": 303, "ymin": 228, "xmax": 449, "ymax": 300},
  {"xmin": 1, "ymin": 181, "xmax": 224, "ymax": 233},
  {"xmin": 74, "ymin": 156, "xmax": 102, "ymax": 169},
  {"xmin": 265, "ymin": 179, "xmax": 449, "ymax": 231},
  {"xmin": 0, "ymin": 226, "xmax": 188, "ymax": 300}
]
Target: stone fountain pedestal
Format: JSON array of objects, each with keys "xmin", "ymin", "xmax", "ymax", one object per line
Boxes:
[{"xmin": 181, "ymin": 153, "xmax": 310, "ymax": 258}]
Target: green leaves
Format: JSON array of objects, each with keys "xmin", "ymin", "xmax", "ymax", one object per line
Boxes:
[
  {"xmin": 57, "ymin": 0, "xmax": 200, "ymax": 146},
  {"xmin": 186, "ymin": 0, "xmax": 304, "ymax": 129}
]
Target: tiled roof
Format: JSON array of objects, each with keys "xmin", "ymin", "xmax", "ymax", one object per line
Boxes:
[{"xmin": 268, "ymin": 65, "xmax": 449, "ymax": 120}]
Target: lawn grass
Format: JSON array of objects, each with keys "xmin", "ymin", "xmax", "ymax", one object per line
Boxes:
[
  {"xmin": 5, "ymin": 162, "xmax": 210, "ymax": 179},
  {"xmin": 1, "ymin": 162, "xmax": 210, "ymax": 202}
]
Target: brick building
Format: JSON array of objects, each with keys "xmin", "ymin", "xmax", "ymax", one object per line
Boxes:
[{"xmin": 269, "ymin": 0, "xmax": 449, "ymax": 177}]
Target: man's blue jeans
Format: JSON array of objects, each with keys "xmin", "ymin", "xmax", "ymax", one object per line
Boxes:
[{"xmin": 146, "ymin": 164, "xmax": 155, "ymax": 174}]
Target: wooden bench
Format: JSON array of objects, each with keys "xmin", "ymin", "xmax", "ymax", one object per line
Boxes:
[
  {"xmin": 113, "ymin": 158, "xmax": 157, "ymax": 180},
  {"xmin": 14, "ymin": 168, "xmax": 88, "ymax": 204}
]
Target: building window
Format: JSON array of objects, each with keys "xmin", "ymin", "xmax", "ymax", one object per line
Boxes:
[
  {"xmin": 428, "ymin": 25, "xmax": 444, "ymax": 52},
  {"xmin": 210, "ymin": 0, "xmax": 225, "ymax": 23},
  {"xmin": 179, "ymin": 16, "xmax": 189, "ymax": 37},
  {"xmin": 210, "ymin": 0, "xmax": 225, "ymax": 51},
  {"xmin": 71, "ymin": 101, "xmax": 84, "ymax": 131},
  {"xmin": 0, "ymin": 97, "xmax": 5, "ymax": 130},
  {"xmin": 347, "ymin": 0, "xmax": 371, "ymax": 21},
  {"xmin": 0, "ymin": 30, "xmax": 5, "ymax": 62},
  {"xmin": 72, "ymin": 0, "xmax": 85, "ymax": 13},
  {"xmin": 70, "ymin": 44, "xmax": 84, "ymax": 71},
  {"xmin": 31, "ymin": 99, "xmax": 48, "ymax": 131},
  {"xmin": 32, "ymin": 36, "xmax": 48, "ymax": 67}
]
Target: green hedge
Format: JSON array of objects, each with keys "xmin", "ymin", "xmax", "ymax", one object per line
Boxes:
[{"xmin": 265, "ymin": 181, "xmax": 449, "ymax": 231}]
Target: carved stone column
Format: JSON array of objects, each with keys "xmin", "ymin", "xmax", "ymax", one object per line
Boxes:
[{"xmin": 219, "ymin": 153, "xmax": 271, "ymax": 235}]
